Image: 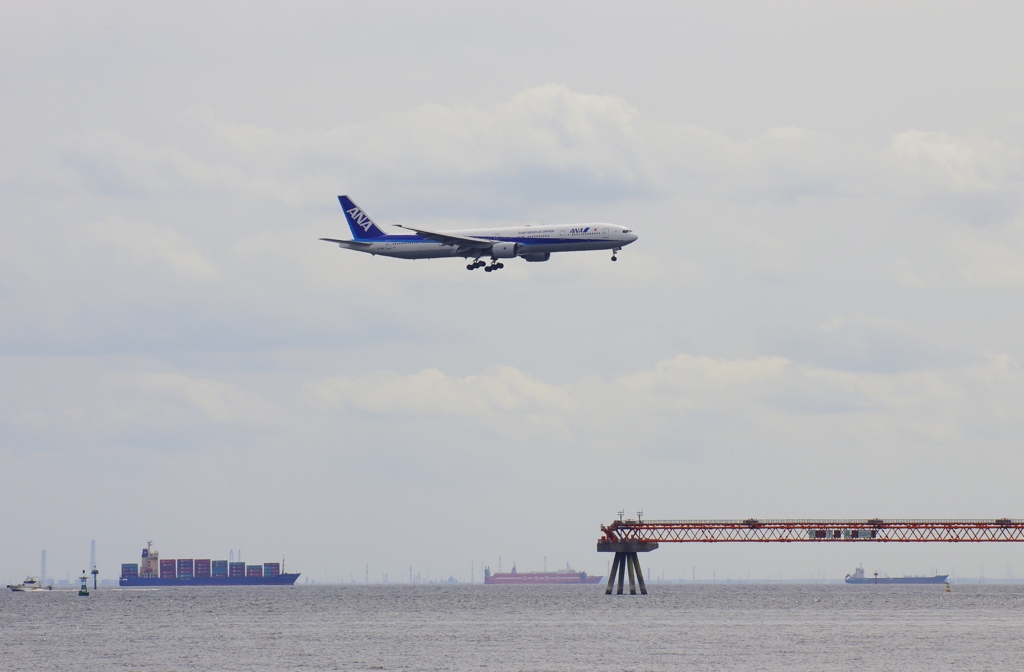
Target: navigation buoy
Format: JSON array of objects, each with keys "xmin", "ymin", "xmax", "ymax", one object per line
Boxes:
[
  {"xmin": 78, "ymin": 570, "xmax": 89, "ymax": 596},
  {"xmin": 945, "ymin": 582, "xmax": 951, "ymax": 592}
]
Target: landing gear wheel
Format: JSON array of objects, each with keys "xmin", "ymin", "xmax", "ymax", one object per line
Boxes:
[
  {"xmin": 611, "ymin": 256, "xmax": 618, "ymax": 262},
  {"xmin": 467, "ymin": 264, "xmax": 474, "ymax": 270},
  {"xmin": 496, "ymin": 262, "xmax": 504, "ymax": 269},
  {"xmin": 484, "ymin": 266, "xmax": 493, "ymax": 273}
]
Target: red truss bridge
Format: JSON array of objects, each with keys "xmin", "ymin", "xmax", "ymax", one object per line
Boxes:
[
  {"xmin": 600, "ymin": 518, "xmax": 1024, "ymax": 544},
  {"xmin": 596, "ymin": 516, "xmax": 1024, "ymax": 595}
]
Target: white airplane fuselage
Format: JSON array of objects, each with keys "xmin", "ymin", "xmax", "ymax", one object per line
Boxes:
[
  {"xmin": 321, "ymin": 196, "xmax": 638, "ymax": 270},
  {"xmin": 342, "ymin": 224, "xmax": 635, "ymax": 259}
]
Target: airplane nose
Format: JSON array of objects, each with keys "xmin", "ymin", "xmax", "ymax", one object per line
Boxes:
[{"xmin": 627, "ymin": 232, "xmax": 638, "ymax": 243}]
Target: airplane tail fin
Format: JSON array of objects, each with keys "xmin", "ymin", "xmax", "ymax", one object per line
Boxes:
[{"xmin": 338, "ymin": 195, "xmax": 386, "ymax": 239}]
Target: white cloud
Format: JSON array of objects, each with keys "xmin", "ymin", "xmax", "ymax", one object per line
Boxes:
[
  {"xmin": 53, "ymin": 87, "xmax": 1024, "ymax": 230},
  {"xmin": 887, "ymin": 130, "xmax": 1023, "ymax": 225},
  {"xmin": 122, "ymin": 372, "xmax": 278, "ymax": 425},
  {"xmin": 890, "ymin": 130, "xmax": 1022, "ymax": 194},
  {"xmin": 949, "ymin": 219, "xmax": 1024, "ymax": 287},
  {"xmin": 5, "ymin": 1, "xmax": 1024, "ymax": 583},
  {"xmin": 311, "ymin": 366, "xmax": 574, "ymax": 416},
  {"xmin": 59, "ymin": 128, "xmax": 301, "ymax": 202},
  {"xmin": 88, "ymin": 217, "xmax": 220, "ymax": 281},
  {"xmin": 299, "ymin": 353, "xmax": 1024, "ymax": 461},
  {"xmin": 64, "ymin": 370, "xmax": 284, "ymax": 444}
]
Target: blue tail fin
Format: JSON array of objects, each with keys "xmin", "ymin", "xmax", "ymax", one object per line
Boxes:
[{"xmin": 338, "ymin": 195, "xmax": 386, "ymax": 239}]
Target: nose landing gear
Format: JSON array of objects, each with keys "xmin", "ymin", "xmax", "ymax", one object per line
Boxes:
[{"xmin": 611, "ymin": 247, "xmax": 621, "ymax": 262}]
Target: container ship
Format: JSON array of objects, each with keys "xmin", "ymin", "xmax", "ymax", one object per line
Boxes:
[
  {"xmin": 119, "ymin": 541, "xmax": 300, "ymax": 586},
  {"xmin": 844, "ymin": 565, "xmax": 948, "ymax": 585},
  {"xmin": 484, "ymin": 563, "xmax": 602, "ymax": 585}
]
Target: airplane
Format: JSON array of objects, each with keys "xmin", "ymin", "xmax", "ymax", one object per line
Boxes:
[{"xmin": 320, "ymin": 195, "xmax": 638, "ymax": 272}]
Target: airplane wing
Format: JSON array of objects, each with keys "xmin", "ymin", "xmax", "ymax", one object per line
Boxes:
[{"xmin": 395, "ymin": 225, "xmax": 494, "ymax": 250}]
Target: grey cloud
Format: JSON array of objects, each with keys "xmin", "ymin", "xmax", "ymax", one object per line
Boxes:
[
  {"xmin": 887, "ymin": 130, "xmax": 1024, "ymax": 225},
  {"xmin": 6, "ymin": 3, "xmax": 1024, "ymax": 581},
  {"xmin": 770, "ymin": 316, "xmax": 963, "ymax": 373},
  {"xmin": 53, "ymin": 87, "xmax": 1024, "ymax": 230}
]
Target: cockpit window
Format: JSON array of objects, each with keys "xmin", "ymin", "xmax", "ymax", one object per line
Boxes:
[{"xmin": 622, "ymin": 229, "xmax": 631, "ymax": 233}]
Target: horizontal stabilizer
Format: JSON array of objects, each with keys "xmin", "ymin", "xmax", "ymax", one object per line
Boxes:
[{"xmin": 320, "ymin": 237, "xmax": 373, "ymax": 246}]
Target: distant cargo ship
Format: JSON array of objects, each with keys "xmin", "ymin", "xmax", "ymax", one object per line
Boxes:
[
  {"xmin": 119, "ymin": 541, "xmax": 299, "ymax": 587},
  {"xmin": 845, "ymin": 566, "xmax": 948, "ymax": 585},
  {"xmin": 484, "ymin": 563, "xmax": 602, "ymax": 585}
]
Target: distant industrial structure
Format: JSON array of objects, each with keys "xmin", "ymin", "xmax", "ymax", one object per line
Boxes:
[
  {"xmin": 599, "ymin": 515, "xmax": 1024, "ymax": 595},
  {"xmin": 90, "ymin": 540, "xmax": 99, "ymax": 589}
]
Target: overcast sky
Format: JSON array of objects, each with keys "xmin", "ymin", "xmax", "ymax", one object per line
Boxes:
[{"xmin": 4, "ymin": 2, "xmax": 1024, "ymax": 584}]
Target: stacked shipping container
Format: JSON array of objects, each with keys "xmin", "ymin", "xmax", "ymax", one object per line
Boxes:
[
  {"xmin": 159, "ymin": 559, "xmax": 176, "ymax": 579},
  {"xmin": 123, "ymin": 548, "xmax": 293, "ymax": 584},
  {"xmin": 142, "ymin": 559, "xmax": 241, "ymax": 579},
  {"xmin": 194, "ymin": 559, "xmax": 211, "ymax": 579},
  {"xmin": 176, "ymin": 559, "xmax": 194, "ymax": 579}
]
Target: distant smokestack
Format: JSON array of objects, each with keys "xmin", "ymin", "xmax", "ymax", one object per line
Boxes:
[
  {"xmin": 230, "ymin": 550, "xmax": 234, "ymax": 563},
  {"xmin": 91, "ymin": 540, "xmax": 96, "ymax": 570},
  {"xmin": 41, "ymin": 550, "xmax": 46, "ymax": 584}
]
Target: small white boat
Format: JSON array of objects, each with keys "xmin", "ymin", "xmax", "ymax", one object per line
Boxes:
[{"xmin": 7, "ymin": 577, "xmax": 52, "ymax": 592}]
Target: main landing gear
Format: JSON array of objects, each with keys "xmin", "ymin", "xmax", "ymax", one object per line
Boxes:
[{"xmin": 466, "ymin": 259, "xmax": 505, "ymax": 272}]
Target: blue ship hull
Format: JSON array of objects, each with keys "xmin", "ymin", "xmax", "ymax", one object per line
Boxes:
[{"xmin": 120, "ymin": 574, "xmax": 300, "ymax": 587}]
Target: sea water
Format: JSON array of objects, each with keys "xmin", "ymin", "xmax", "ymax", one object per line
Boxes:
[{"xmin": 3, "ymin": 584, "xmax": 1023, "ymax": 671}]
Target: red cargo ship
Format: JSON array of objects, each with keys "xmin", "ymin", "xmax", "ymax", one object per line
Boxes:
[{"xmin": 484, "ymin": 563, "xmax": 602, "ymax": 584}]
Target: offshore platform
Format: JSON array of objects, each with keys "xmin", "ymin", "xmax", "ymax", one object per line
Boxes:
[{"xmin": 598, "ymin": 513, "xmax": 1024, "ymax": 595}]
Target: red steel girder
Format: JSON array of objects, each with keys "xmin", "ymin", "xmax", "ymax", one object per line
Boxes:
[{"xmin": 600, "ymin": 519, "xmax": 1024, "ymax": 543}]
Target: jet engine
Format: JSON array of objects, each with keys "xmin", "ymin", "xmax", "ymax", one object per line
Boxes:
[
  {"xmin": 521, "ymin": 252, "xmax": 550, "ymax": 262},
  {"xmin": 490, "ymin": 242, "xmax": 519, "ymax": 259}
]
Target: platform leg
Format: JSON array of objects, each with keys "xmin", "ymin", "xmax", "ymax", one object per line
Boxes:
[
  {"xmin": 605, "ymin": 553, "xmax": 621, "ymax": 595},
  {"xmin": 598, "ymin": 540, "xmax": 659, "ymax": 596},
  {"xmin": 632, "ymin": 554, "xmax": 648, "ymax": 595}
]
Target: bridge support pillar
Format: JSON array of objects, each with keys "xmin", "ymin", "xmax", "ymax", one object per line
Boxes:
[{"xmin": 598, "ymin": 541, "xmax": 658, "ymax": 595}]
